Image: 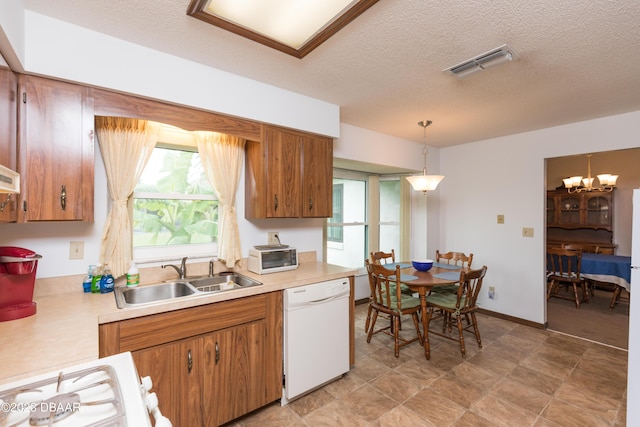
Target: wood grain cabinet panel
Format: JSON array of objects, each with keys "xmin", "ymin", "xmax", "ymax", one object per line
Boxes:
[
  {"xmin": 245, "ymin": 125, "xmax": 332, "ymax": 219},
  {"xmin": 99, "ymin": 292, "xmax": 282, "ymax": 426},
  {"xmin": 0, "ymin": 67, "xmax": 18, "ymax": 223},
  {"xmin": 18, "ymin": 75, "xmax": 94, "ymax": 222}
]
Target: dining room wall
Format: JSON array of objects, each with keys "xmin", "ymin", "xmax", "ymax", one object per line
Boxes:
[{"xmin": 438, "ymin": 110, "xmax": 640, "ymax": 325}]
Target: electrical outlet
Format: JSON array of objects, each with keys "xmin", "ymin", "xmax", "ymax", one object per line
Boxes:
[
  {"xmin": 522, "ymin": 227, "xmax": 534, "ymax": 237},
  {"xmin": 497, "ymin": 214, "xmax": 504, "ymax": 224},
  {"xmin": 69, "ymin": 241, "xmax": 84, "ymax": 260},
  {"xmin": 488, "ymin": 286, "xmax": 496, "ymax": 300},
  {"xmin": 268, "ymin": 231, "xmax": 280, "ymax": 245}
]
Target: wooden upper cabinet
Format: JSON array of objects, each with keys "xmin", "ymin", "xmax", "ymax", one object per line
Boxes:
[
  {"xmin": 265, "ymin": 126, "xmax": 301, "ymax": 217},
  {"xmin": 245, "ymin": 125, "xmax": 332, "ymax": 219},
  {"xmin": 0, "ymin": 67, "xmax": 18, "ymax": 223},
  {"xmin": 18, "ymin": 75, "xmax": 94, "ymax": 222},
  {"xmin": 302, "ymin": 134, "xmax": 333, "ymax": 217}
]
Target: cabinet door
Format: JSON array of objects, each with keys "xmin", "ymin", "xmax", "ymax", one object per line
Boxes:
[
  {"xmin": 133, "ymin": 337, "xmax": 203, "ymax": 427},
  {"xmin": 546, "ymin": 194, "xmax": 557, "ymax": 226},
  {"xmin": 302, "ymin": 135, "xmax": 332, "ymax": 217},
  {"xmin": 132, "ymin": 342, "xmax": 180, "ymax": 426},
  {"xmin": 558, "ymin": 194, "xmax": 582, "ymax": 226},
  {"xmin": 265, "ymin": 127, "xmax": 300, "ymax": 217},
  {"xmin": 19, "ymin": 76, "xmax": 94, "ymax": 221},
  {"xmin": 204, "ymin": 320, "xmax": 267, "ymax": 426},
  {"xmin": 0, "ymin": 67, "xmax": 17, "ymax": 222},
  {"xmin": 585, "ymin": 193, "xmax": 612, "ymax": 228}
]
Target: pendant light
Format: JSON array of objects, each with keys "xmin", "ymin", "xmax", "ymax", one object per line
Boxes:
[
  {"xmin": 406, "ymin": 120, "xmax": 444, "ymax": 194},
  {"xmin": 562, "ymin": 154, "xmax": 618, "ymax": 193}
]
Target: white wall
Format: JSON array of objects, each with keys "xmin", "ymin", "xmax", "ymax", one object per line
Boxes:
[{"xmin": 439, "ymin": 111, "xmax": 640, "ymax": 324}]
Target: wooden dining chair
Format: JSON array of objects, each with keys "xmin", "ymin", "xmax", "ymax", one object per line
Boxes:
[
  {"xmin": 370, "ymin": 249, "xmax": 413, "ymax": 296},
  {"xmin": 435, "ymin": 250, "xmax": 473, "ymax": 268},
  {"xmin": 546, "ymin": 247, "xmax": 588, "ymax": 308},
  {"xmin": 366, "ymin": 262, "xmax": 423, "ymax": 357},
  {"xmin": 425, "ymin": 266, "xmax": 488, "ymax": 357},
  {"xmin": 430, "ymin": 250, "xmax": 474, "ymax": 295},
  {"xmin": 370, "ymin": 249, "xmax": 395, "ymax": 265}
]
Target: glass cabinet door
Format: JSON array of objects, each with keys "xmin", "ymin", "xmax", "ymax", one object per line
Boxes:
[
  {"xmin": 586, "ymin": 194, "xmax": 611, "ymax": 227},
  {"xmin": 558, "ymin": 195, "xmax": 581, "ymax": 225},
  {"xmin": 547, "ymin": 195, "xmax": 556, "ymax": 225}
]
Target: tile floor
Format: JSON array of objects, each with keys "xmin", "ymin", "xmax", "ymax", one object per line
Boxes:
[{"xmin": 229, "ymin": 303, "xmax": 628, "ymax": 426}]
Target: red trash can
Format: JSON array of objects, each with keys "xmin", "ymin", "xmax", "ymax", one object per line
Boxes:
[{"xmin": 0, "ymin": 246, "xmax": 42, "ymax": 322}]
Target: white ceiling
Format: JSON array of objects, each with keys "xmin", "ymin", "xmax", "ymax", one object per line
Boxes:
[{"xmin": 22, "ymin": 0, "xmax": 640, "ymax": 147}]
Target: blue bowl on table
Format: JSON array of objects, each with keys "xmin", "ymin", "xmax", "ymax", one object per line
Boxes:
[{"xmin": 412, "ymin": 259, "xmax": 433, "ymax": 272}]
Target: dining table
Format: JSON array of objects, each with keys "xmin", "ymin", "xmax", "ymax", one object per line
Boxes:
[
  {"xmin": 580, "ymin": 253, "xmax": 631, "ymax": 309},
  {"xmin": 383, "ymin": 261, "xmax": 468, "ymax": 360}
]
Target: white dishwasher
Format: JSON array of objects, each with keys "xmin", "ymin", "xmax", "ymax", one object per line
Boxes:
[{"xmin": 282, "ymin": 278, "xmax": 350, "ymax": 404}]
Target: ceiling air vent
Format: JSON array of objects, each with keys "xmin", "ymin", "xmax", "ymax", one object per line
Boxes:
[{"xmin": 444, "ymin": 44, "xmax": 516, "ymax": 78}]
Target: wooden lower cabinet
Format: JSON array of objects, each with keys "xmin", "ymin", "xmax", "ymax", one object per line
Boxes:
[{"xmin": 99, "ymin": 292, "xmax": 282, "ymax": 427}]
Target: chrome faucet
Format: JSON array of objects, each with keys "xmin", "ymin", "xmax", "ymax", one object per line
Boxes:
[
  {"xmin": 209, "ymin": 259, "xmax": 215, "ymax": 277},
  {"xmin": 162, "ymin": 257, "xmax": 188, "ymax": 279}
]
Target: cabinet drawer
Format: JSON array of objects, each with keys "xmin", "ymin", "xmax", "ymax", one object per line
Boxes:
[{"xmin": 115, "ymin": 294, "xmax": 267, "ymax": 352}]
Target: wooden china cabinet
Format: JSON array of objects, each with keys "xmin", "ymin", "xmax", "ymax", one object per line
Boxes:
[
  {"xmin": 546, "ymin": 189, "xmax": 615, "ymax": 253},
  {"xmin": 245, "ymin": 125, "xmax": 333, "ymax": 219},
  {"xmin": 17, "ymin": 75, "xmax": 94, "ymax": 222}
]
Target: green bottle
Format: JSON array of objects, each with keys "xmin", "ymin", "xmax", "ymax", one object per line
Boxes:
[{"xmin": 90, "ymin": 264, "xmax": 103, "ymax": 293}]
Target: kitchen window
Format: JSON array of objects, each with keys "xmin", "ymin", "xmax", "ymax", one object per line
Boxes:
[{"xmin": 133, "ymin": 146, "xmax": 218, "ymax": 261}]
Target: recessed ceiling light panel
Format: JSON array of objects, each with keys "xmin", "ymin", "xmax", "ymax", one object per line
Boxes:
[{"xmin": 187, "ymin": 0, "xmax": 379, "ymax": 58}]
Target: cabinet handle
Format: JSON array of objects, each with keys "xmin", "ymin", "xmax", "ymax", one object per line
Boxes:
[
  {"xmin": 187, "ymin": 349, "xmax": 193, "ymax": 373},
  {"xmin": 0, "ymin": 194, "xmax": 10, "ymax": 212},
  {"xmin": 215, "ymin": 342, "xmax": 220, "ymax": 365},
  {"xmin": 60, "ymin": 185, "xmax": 67, "ymax": 211},
  {"xmin": 308, "ymin": 197, "xmax": 313, "ymax": 211},
  {"xmin": 274, "ymin": 194, "xmax": 279, "ymax": 211}
]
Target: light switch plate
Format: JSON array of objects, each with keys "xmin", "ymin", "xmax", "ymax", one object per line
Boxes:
[
  {"xmin": 522, "ymin": 227, "xmax": 534, "ymax": 238},
  {"xmin": 497, "ymin": 214, "xmax": 504, "ymax": 224}
]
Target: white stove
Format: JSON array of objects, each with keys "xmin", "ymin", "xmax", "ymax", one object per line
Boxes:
[{"xmin": 0, "ymin": 352, "xmax": 171, "ymax": 427}]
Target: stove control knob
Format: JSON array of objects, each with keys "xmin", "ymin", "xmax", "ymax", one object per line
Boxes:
[{"xmin": 141, "ymin": 376, "xmax": 153, "ymax": 392}]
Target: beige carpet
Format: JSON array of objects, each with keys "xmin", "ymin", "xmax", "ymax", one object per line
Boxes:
[{"xmin": 547, "ymin": 287, "xmax": 629, "ymax": 349}]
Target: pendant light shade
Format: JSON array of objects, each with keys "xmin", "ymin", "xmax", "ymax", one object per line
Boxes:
[{"xmin": 406, "ymin": 120, "xmax": 444, "ymax": 194}]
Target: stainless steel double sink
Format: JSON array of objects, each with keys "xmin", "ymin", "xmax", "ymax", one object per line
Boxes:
[{"xmin": 114, "ymin": 274, "xmax": 262, "ymax": 308}]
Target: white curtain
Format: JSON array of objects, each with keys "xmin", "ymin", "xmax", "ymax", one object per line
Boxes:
[
  {"xmin": 95, "ymin": 117, "xmax": 159, "ymax": 277},
  {"xmin": 196, "ymin": 132, "xmax": 245, "ymax": 267}
]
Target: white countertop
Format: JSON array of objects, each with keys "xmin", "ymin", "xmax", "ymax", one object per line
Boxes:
[{"xmin": 0, "ymin": 261, "xmax": 356, "ymax": 385}]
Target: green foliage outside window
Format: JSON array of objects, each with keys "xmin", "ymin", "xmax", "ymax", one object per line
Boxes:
[{"xmin": 133, "ymin": 148, "xmax": 218, "ymax": 247}]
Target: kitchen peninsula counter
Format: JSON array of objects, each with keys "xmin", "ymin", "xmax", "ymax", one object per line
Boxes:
[{"xmin": 0, "ymin": 261, "xmax": 356, "ymax": 385}]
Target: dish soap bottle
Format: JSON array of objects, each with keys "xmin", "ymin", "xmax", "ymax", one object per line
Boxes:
[
  {"xmin": 82, "ymin": 265, "xmax": 93, "ymax": 293},
  {"xmin": 126, "ymin": 261, "xmax": 139, "ymax": 288},
  {"xmin": 100, "ymin": 265, "xmax": 115, "ymax": 293},
  {"xmin": 90, "ymin": 264, "xmax": 103, "ymax": 293}
]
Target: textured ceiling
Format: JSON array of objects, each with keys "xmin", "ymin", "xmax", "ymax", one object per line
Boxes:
[{"xmin": 22, "ymin": 0, "xmax": 640, "ymax": 147}]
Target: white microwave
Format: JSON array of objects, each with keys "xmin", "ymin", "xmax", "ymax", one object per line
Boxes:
[{"xmin": 248, "ymin": 247, "xmax": 298, "ymax": 274}]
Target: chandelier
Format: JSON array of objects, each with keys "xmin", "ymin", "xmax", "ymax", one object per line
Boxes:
[
  {"xmin": 563, "ymin": 154, "xmax": 618, "ymax": 194},
  {"xmin": 406, "ymin": 120, "xmax": 444, "ymax": 194}
]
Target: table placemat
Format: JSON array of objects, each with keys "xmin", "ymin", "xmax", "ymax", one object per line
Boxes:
[
  {"xmin": 433, "ymin": 262, "xmax": 462, "ymax": 270},
  {"xmin": 382, "ymin": 262, "xmax": 413, "ymax": 270},
  {"xmin": 433, "ymin": 271, "xmax": 462, "ymax": 281},
  {"xmin": 390, "ymin": 274, "xmax": 418, "ymax": 282}
]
